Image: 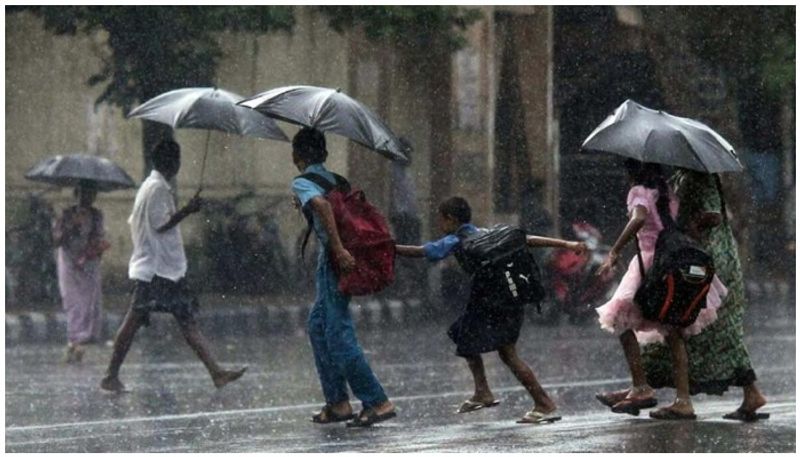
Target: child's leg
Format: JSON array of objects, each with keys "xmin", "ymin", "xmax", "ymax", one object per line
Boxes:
[
  {"xmin": 100, "ymin": 307, "xmax": 147, "ymax": 391},
  {"xmin": 619, "ymin": 329, "xmax": 654, "ymax": 397},
  {"xmin": 666, "ymin": 328, "xmax": 693, "ymax": 411},
  {"xmin": 175, "ymin": 313, "xmax": 247, "ymax": 388},
  {"xmin": 497, "ymin": 344, "xmax": 556, "ymax": 412},
  {"xmin": 464, "ymin": 354, "xmax": 495, "ymax": 403},
  {"xmin": 650, "ymin": 328, "xmax": 695, "ymax": 418}
]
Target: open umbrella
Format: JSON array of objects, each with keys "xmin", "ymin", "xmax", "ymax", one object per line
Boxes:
[
  {"xmin": 128, "ymin": 87, "xmax": 289, "ymax": 187},
  {"xmin": 237, "ymin": 85, "xmax": 410, "ymax": 162},
  {"xmin": 25, "ymin": 154, "xmax": 136, "ymax": 192},
  {"xmin": 582, "ymin": 99, "xmax": 743, "ymax": 173}
]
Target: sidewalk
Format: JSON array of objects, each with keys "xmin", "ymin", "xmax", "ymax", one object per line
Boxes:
[{"xmin": 5, "ymin": 293, "xmax": 429, "ymax": 346}]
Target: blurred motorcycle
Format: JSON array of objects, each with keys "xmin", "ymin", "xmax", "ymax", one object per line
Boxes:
[{"xmin": 538, "ymin": 222, "xmax": 618, "ymax": 325}]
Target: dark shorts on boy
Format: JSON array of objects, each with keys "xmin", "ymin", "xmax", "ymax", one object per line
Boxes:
[
  {"xmin": 130, "ymin": 275, "xmax": 199, "ymax": 326},
  {"xmin": 447, "ymin": 279, "xmax": 524, "ymax": 357}
]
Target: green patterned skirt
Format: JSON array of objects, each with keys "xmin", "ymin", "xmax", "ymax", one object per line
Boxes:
[{"xmin": 641, "ymin": 285, "xmax": 756, "ymax": 395}]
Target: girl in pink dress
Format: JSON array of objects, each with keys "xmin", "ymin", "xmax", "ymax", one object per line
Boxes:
[{"xmin": 595, "ymin": 159, "xmax": 727, "ymax": 420}]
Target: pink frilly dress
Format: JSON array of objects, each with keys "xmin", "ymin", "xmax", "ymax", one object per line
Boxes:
[{"xmin": 595, "ymin": 185, "xmax": 727, "ymax": 344}]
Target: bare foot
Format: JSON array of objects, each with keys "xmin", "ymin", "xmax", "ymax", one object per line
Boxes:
[
  {"xmin": 100, "ymin": 376, "xmax": 126, "ymax": 392},
  {"xmin": 533, "ymin": 398, "xmax": 558, "ymax": 414},
  {"xmin": 741, "ymin": 387, "xmax": 767, "ymax": 414},
  {"xmin": 328, "ymin": 400, "xmax": 354, "ymax": 418},
  {"xmin": 72, "ymin": 344, "xmax": 86, "ymax": 363},
  {"xmin": 650, "ymin": 399, "xmax": 696, "ymax": 419},
  {"xmin": 212, "ymin": 366, "xmax": 248, "ymax": 388},
  {"xmin": 626, "ymin": 385, "xmax": 655, "ymax": 399},
  {"xmin": 373, "ymin": 400, "xmax": 395, "ymax": 416},
  {"xmin": 470, "ymin": 393, "xmax": 497, "ymax": 405}
]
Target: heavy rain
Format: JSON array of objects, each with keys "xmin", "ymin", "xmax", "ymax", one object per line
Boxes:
[{"xmin": 4, "ymin": 5, "xmax": 796, "ymax": 453}]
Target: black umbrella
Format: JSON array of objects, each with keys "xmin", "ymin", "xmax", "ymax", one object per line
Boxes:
[
  {"xmin": 582, "ymin": 99, "xmax": 744, "ymax": 173},
  {"xmin": 25, "ymin": 154, "xmax": 136, "ymax": 192},
  {"xmin": 128, "ymin": 87, "xmax": 289, "ymax": 187},
  {"xmin": 237, "ymin": 85, "xmax": 410, "ymax": 162}
]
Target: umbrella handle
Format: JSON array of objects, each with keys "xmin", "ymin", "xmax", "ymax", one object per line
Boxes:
[{"xmin": 198, "ymin": 130, "xmax": 211, "ymax": 189}]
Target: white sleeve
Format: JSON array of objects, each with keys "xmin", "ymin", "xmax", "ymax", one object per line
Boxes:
[{"xmin": 147, "ymin": 184, "xmax": 174, "ymax": 230}]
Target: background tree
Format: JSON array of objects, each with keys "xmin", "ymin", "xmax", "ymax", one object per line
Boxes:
[{"xmin": 9, "ymin": 6, "xmax": 295, "ymax": 176}]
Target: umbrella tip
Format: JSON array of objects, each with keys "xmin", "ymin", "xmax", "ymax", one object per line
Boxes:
[{"xmin": 336, "ymin": 87, "xmax": 342, "ymax": 93}]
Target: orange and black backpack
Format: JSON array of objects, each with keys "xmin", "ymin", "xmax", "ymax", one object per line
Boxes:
[{"xmin": 634, "ymin": 224, "xmax": 715, "ymax": 327}]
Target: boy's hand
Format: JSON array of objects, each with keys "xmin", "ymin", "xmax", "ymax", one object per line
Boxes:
[
  {"xmin": 333, "ymin": 247, "xmax": 356, "ymax": 274},
  {"xmin": 570, "ymin": 241, "xmax": 588, "ymax": 256},
  {"xmin": 596, "ymin": 251, "xmax": 619, "ymax": 277},
  {"xmin": 184, "ymin": 194, "xmax": 204, "ymax": 214}
]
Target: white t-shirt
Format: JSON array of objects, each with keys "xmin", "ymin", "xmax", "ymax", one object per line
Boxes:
[{"xmin": 128, "ymin": 170, "xmax": 187, "ymax": 282}]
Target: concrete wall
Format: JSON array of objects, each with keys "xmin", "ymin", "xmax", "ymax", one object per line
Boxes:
[
  {"xmin": 6, "ymin": 7, "xmax": 557, "ymax": 292},
  {"xmin": 6, "ymin": 9, "xmax": 353, "ymax": 285}
]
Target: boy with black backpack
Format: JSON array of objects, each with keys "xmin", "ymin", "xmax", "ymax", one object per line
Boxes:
[{"xmin": 396, "ymin": 196, "xmax": 586, "ymax": 424}]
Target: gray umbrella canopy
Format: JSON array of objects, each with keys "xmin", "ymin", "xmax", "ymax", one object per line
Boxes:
[
  {"xmin": 25, "ymin": 154, "xmax": 136, "ymax": 192},
  {"xmin": 128, "ymin": 87, "xmax": 289, "ymax": 141},
  {"xmin": 238, "ymin": 85, "xmax": 410, "ymax": 162},
  {"xmin": 582, "ymin": 99, "xmax": 743, "ymax": 173}
]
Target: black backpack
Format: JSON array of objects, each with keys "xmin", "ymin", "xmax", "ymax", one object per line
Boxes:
[
  {"xmin": 634, "ymin": 225, "xmax": 715, "ymax": 327},
  {"xmin": 455, "ymin": 224, "xmax": 546, "ymax": 312}
]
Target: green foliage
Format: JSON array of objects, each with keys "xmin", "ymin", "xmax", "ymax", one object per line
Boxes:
[
  {"xmin": 11, "ymin": 6, "xmax": 295, "ymax": 112},
  {"xmin": 684, "ymin": 6, "xmax": 795, "ymax": 96},
  {"xmin": 318, "ymin": 6, "xmax": 483, "ymax": 52}
]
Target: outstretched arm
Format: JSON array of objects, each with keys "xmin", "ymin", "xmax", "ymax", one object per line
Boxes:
[
  {"xmin": 396, "ymin": 244, "xmax": 426, "ymax": 257},
  {"xmin": 526, "ymin": 235, "xmax": 586, "ymax": 254},
  {"xmin": 596, "ymin": 204, "xmax": 647, "ymax": 276}
]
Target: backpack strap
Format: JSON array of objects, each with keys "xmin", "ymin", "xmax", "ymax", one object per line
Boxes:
[
  {"xmin": 295, "ymin": 172, "xmax": 351, "ymax": 263},
  {"xmin": 634, "ymin": 234, "xmax": 646, "ymax": 279}
]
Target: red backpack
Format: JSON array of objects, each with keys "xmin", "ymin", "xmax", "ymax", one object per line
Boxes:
[{"xmin": 298, "ymin": 172, "xmax": 396, "ymax": 296}]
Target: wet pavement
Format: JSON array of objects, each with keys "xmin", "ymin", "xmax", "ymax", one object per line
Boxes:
[{"xmin": 5, "ymin": 300, "xmax": 796, "ymax": 452}]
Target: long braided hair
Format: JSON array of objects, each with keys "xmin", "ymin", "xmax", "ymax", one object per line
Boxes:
[{"xmin": 623, "ymin": 159, "xmax": 674, "ymax": 229}]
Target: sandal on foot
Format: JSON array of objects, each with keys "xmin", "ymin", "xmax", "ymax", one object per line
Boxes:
[
  {"xmin": 596, "ymin": 389, "xmax": 630, "ymax": 408},
  {"xmin": 722, "ymin": 408, "xmax": 770, "ymax": 422},
  {"xmin": 517, "ymin": 409, "xmax": 562, "ymax": 424},
  {"xmin": 611, "ymin": 396, "xmax": 657, "ymax": 416},
  {"xmin": 649, "ymin": 407, "xmax": 697, "ymax": 420},
  {"xmin": 346, "ymin": 408, "xmax": 397, "ymax": 428},
  {"xmin": 457, "ymin": 399, "xmax": 500, "ymax": 414},
  {"xmin": 311, "ymin": 404, "xmax": 356, "ymax": 424}
]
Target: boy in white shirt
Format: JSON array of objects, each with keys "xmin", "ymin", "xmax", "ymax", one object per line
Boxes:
[{"xmin": 100, "ymin": 140, "xmax": 246, "ymax": 392}]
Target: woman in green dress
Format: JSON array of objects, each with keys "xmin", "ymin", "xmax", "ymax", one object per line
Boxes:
[{"xmin": 596, "ymin": 168, "xmax": 768, "ymax": 421}]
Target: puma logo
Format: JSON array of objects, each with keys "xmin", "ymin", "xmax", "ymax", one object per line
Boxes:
[{"xmin": 518, "ymin": 274, "xmax": 530, "ymax": 284}]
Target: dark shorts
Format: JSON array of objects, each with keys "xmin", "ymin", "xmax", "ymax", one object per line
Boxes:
[
  {"xmin": 447, "ymin": 284, "xmax": 524, "ymax": 358},
  {"xmin": 130, "ymin": 276, "xmax": 199, "ymax": 326}
]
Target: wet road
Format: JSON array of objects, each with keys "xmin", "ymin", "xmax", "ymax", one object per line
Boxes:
[{"xmin": 6, "ymin": 300, "xmax": 796, "ymax": 452}]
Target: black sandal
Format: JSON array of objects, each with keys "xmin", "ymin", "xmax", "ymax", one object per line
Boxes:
[
  {"xmin": 346, "ymin": 408, "xmax": 397, "ymax": 428},
  {"xmin": 311, "ymin": 404, "xmax": 356, "ymax": 424},
  {"xmin": 722, "ymin": 408, "xmax": 770, "ymax": 422}
]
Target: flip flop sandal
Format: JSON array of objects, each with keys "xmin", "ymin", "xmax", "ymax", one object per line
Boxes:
[
  {"xmin": 457, "ymin": 399, "xmax": 501, "ymax": 414},
  {"xmin": 649, "ymin": 407, "xmax": 697, "ymax": 420},
  {"xmin": 346, "ymin": 408, "xmax": 397, "ymax": 428},
  {"xmin": 595, "ymin": 389, "xmax": 630, "ymax": 408},
  {"xmin": 611, "ymin": 397, "xmax": 658, "ymax": 416},
  {"xmin": 311, "ymin": 405, "xmax": 356, "ymax": 424},
  {"xmin": 517, "ymin": 410, "xmax": 562, "ymax": 425},
  {"xmin": 722, "ymin": 408, "xmax": 770, "ymax": 422}
]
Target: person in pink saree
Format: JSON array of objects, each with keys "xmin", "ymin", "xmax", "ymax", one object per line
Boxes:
[{"xmin": 53, "ymin": 182, "xmax": 110, "ymax": 363}]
